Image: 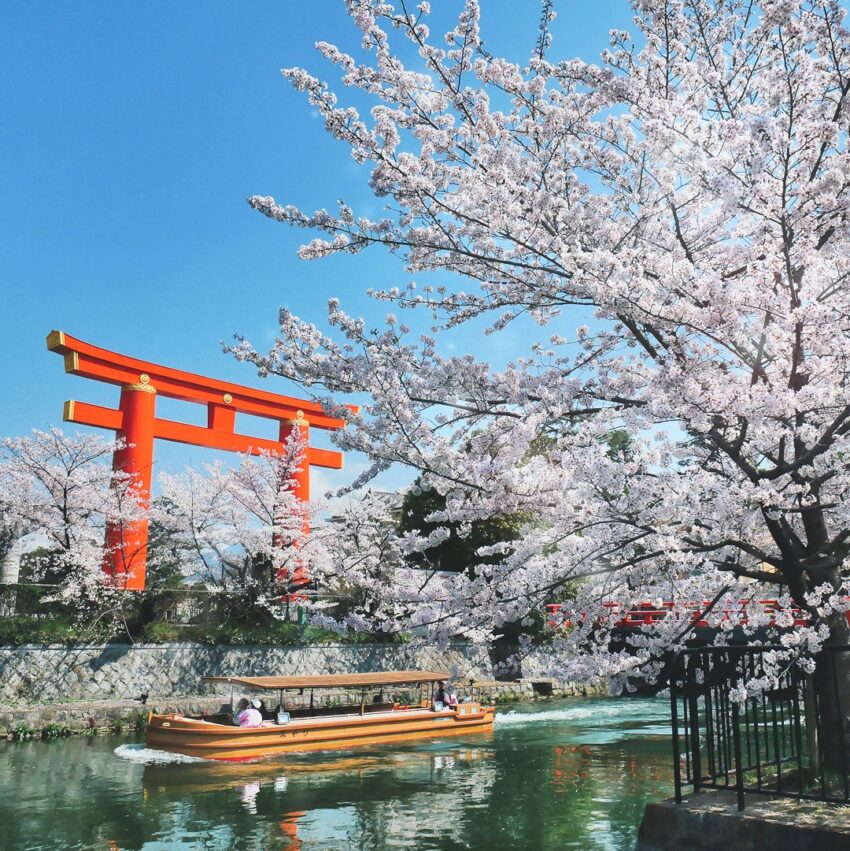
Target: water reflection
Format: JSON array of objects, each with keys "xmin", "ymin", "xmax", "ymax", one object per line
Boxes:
[
  {"xmin": 137, "ymin": 744, "xmax": 498, "ymax": 848},
  {"xmin": 0, "ymin": 697, "xmax": 673, "ymax": 850}
]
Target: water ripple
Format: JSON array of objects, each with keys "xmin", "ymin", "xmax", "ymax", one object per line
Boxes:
[{"xmin": 114, "ymin": 743, "xmax": 210, "ymax": 765}]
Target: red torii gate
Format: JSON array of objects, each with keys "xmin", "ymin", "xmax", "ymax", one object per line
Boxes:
[{"xmin": 47, "ymin": 330, "xmax": 353, "ymax": 591}]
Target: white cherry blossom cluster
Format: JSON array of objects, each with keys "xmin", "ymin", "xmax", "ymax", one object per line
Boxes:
[
  {"xmin": 249, "ymin": 1, "xmax": 850, "ymax": 687},
  {"xmin": 0, "ymin": 429, "xmax": 145, "ymax": 614},
  {"xmin": 151, "ymin": 430, "xmax": 333, "ymax": 618}
]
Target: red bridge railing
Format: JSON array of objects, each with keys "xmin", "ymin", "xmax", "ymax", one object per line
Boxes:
[{"xmin": 545, "ymin": 599, "xmax": 813, "ymax": 630}]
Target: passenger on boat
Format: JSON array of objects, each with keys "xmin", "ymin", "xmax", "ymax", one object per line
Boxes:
[
  {"xmin": 446, "ymin": 686, "xmax": 459, "ymax": 710},
  {"xmin": 433, "ymin": 681, "xmax": 447, "ymax": 709},
  {"xmin": 254, "ymin": 698, "xmax": 274, "ymax": 720},
  {"xmin": 233, "ymin": 698, "xmax": 263, "ymax": 728}
]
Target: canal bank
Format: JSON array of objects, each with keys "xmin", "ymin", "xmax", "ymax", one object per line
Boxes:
[
  {"xmin": 0, "ymin": 680, "xmax": 607, "ymax": 740},
  {"xmin": 637, "ymin": 790, "xmax": 850, "ymax": 850},
  {"xmin": 0, "ymin": 641, "xmax": 607, "ymax": 739}
]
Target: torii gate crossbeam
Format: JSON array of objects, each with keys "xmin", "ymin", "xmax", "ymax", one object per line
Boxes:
[{"xmin": 47, "ymin": 330, "xmax": 354, "ymax": 591}]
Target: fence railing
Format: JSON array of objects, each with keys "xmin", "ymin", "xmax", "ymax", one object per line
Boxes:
[
  {"xmin": 546, "ymin": 600, "xmax": 814, "ymax": 629},
  {"xmin": 670, "ymin": 645, "xmax": 850, "ymax": 810}
]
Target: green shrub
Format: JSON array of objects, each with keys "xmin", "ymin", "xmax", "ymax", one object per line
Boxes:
[
  {"xmin": 139, "ymin": 621, "xmax": 186, "ymax": 643},
  {"xmin": 0, "ymin": 615, "xmax": 118, "ymax": 646},
  {"xmin": 41, "ymin": 723, "xmax": 71, "ymax": 740},
  {"xmin": 138, "ymin": 619, "xmax": 408, "ymax": 647},
  {"xmin": 0, "ymin": 612, "xmax": 412, "ymax": 648},
  {"xmin": 11, "ymin": 724, "xmax": 38, "ymax": 742},
  {"xmin": 125, "ymin": 710, "xmax": 149, "ymax": 732}
]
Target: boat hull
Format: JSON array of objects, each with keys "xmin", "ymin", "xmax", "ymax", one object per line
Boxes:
[{"xmin": 146, "ymin": 704, "xmax": 495, "ymax": 761}]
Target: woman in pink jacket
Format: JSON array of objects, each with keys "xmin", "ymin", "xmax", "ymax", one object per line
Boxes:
[{"xmin": 233, "ymin": 698, "xmax": 263, "ymax": 727}]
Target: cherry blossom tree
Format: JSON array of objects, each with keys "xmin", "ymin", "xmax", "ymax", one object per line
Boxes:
[
  {"xmin": 232, "ymin": 0, "xmax": 850, "ymax": 705},
  {"xmin": 0, "ymin": 511, "xmax": 29, "ymax": 616},
  {"xmin": 153, "ymin": 431, "xmax": 327, "ymax": 622},
  {"xmin": 0, "ymin": 428, "xmax": 144, "ymax": 622},
  {"xmin": 0, "ymin": 465, "xmax": 35, "ymax": 616}
]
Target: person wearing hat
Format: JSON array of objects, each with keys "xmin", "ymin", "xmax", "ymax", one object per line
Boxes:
[{"xmin": 234, "ymin": 697, "xmax": 264, "ymax": 727}]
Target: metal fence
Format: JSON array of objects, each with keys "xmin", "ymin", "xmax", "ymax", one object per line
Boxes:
[{"xmin": 670, "ymin": 645, "xmax": 850, "ymax": 810}]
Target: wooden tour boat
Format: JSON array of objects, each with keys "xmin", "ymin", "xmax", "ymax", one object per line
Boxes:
[{"xmin": 146, "ymin": 670, "xmax": 495, "ymax": 762}]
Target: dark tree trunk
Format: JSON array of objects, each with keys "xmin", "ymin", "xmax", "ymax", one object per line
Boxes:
[
  {"xmin": 488, "ymin": 632, "xmax": 521, "ymax": 680},
  {"xmin": 813, "ymin": 614, "xmax": 850, "ymax": 776}
]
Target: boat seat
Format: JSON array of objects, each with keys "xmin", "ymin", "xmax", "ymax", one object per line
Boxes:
[
  {"xmin": 286, "ymin": 705, "xmax": 354, "ymax": 719},
  {"xmin": 281, "ymin": 701, "xmax": 397, "ymax": 719}
]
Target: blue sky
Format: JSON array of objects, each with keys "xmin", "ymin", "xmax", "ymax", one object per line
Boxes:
[{"xmin": 2, "ymin": 0, "xmax": 632, "ymax": 491}]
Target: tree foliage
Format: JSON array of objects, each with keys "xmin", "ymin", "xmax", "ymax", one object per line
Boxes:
[
  {"xmin": 399, "ymin": 477, "xmax": 529, "ymax": 573},
  {"xmin": 229, "ymin": 0, "xmax": 850, "ymax": 688},
  {"xmin": 150, "ymin": 431, "xmax": 321, "ymax": 624}
]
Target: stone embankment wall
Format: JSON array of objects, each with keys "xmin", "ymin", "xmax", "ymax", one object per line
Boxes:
[
  {"xmin": 0, "ymin": 641, "xmax": 492, "ymax": 705},
  {"xmin": 0, "ymin": 642, "xmax": 608, "ymax": 738},
  {"xmin": 0, "ymin": 678, "xmax": 608, "ymax": 740},
  {"xmin": 636, "ymin": 790, "xmax": 850, "ymax": 850}
]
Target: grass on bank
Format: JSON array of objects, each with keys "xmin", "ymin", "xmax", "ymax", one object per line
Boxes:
[
  {"xmin": 0, "ymin": 615, "xmax": 410, "ymax": 647},
  {"xmin": 8, "ymin": 710, "xmax": 152, "ymax": 743}
]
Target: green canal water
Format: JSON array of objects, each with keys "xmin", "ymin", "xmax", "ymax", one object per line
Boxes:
[{"xmin": 0, "ymin": 697, "xmax": 673, "ymax": 850}]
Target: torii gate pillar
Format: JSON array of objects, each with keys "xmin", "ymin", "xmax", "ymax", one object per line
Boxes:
[
  {"xmin": 105, "ymin": 382, "xmax": 157, "ymax": 587},
  {"xmin": 47, "ymin": 331, "xmax": 353, "ymax": 592}
]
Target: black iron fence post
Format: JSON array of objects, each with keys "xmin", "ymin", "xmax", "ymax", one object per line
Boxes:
[
  {"xmin": 688, "ymin": 688, "xmax": 702, "ymax": 795},
  {"xmin": 732, "ymin": 700, "xmax": 745, "ymax": 810},
  {"xmin": 670, "ymin": 652, "xmax": 682, "ymax": 804}
]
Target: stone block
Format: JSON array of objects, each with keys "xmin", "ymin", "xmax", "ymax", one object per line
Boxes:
[{"xmin": 637, "ymin": 792, "xmax": 850, "ymax": 851}]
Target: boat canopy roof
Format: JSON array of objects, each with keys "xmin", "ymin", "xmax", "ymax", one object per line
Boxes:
[{"xmin": 201, "ymin": 670, "xmax": 450, "ymax": 691}]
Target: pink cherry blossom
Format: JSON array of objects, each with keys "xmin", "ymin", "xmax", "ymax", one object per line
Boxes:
[{"xmin": 233, "ymin": 1, "xmax": 850, "ymax": 691}]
